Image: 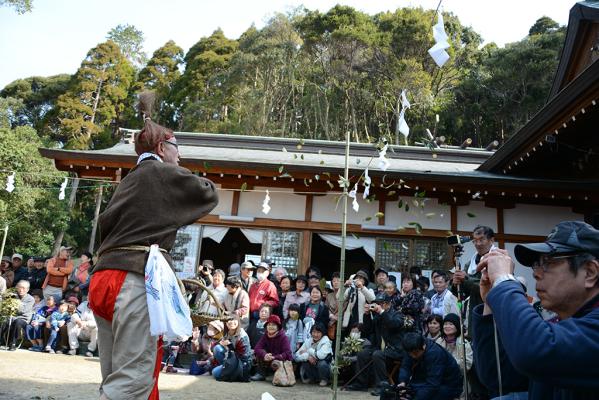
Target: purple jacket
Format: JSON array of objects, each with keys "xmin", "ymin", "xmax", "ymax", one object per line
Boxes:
[{"xmin": 254, "ymin": 329, "xmax": 293, "ymax": 361}]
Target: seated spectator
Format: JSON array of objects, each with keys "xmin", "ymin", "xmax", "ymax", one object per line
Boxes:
[
  {"xmin": 30, "ymin": 289, "xmax": 44, "ymax": 314},
  {"xmin": 430, "ymin": 271, "xmax": 459, "ymax": 317},
  {"xmin": 212, "ymin": 315, "xmax": 252, "ymax": 382},
  {"xmin": 249, "ymin": 263, "xmax": 279, "ymax": 320},
  {"xmin": 45, "ymin": 300, "xmax": 71, "ymax": 353},
  {"xmin": 2, "ymin": 280, "xmax": 34, "ymax": 350},
  {"xmin": 250, "ymin": 314, "xmax": 292, "ymax": 381},
  {"xmin": 273, "ymin": 267, "xmax": 287, "ymax": 285},
  {"xmin": 190, "ymin": 320, "xmax": 224, "ymax": 376},
  {"xmin": 282, "ymin": 275, "xmax": 309, "ymax": 319},
  {"xmin": 67, "ymin": 299, "xmax": 97, "ymax": 356},
  {"xmin": 1, "ymin": 256, "xmax": 14, "ymax": 288},
  {"xmin": 11, "ymin": 254, "xmax": 28, "ymax": 287},
  {"xmin": 223, "ymin": 276, "xmax": 250, "ymax": 330},
  {"xmin": 28, "ymin": 258, "xmax": 47, "ymax": 290},
  {"xmin": 435, "ymin": 313, "xmax": 473, "ymax": 398},
  {"xmin": 341, "ymin": 270, "xmax": 376, "ymax": 332},
  {"xmin": 294, "ymin": 323, "xmax": 333, "ymax": 387},
  {"xmin": 26, "ymin": 293, "xmax": 56, "ymax": 351},
  {"xmin": 398, "ymin": 332, "xmax": 463, "ymax": 400},
  {"xmin": 74, "ymin": 251, "xmax": 92, "ymax": 285},
  {"xmin": 300, "ymin": 286, "xmax": 329, "ymax": 341},
  {"xmin": 399, "ymin": 274, "xmax": 425, "ymax": 332},
  {"xmin": 284, "ymin": 303, "xmax": 304, "ymax": 352},
  {"xmin": 425, "ymin": 314, "xmax": 443, "ymax": 341},
  {"xmin": 247, "ymin": 303, "xmax": 271, "ymax": 348}
]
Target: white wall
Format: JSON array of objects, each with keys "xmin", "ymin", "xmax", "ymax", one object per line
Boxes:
[
  {"xmin": 385, "ymin": 197, "xmax": 451, "ymax": 230},
  {"xmin": 457, "ymin": 201, "xmax": 497, "ymax": 232},
  {"xmin": 238, "ymin": 187, "xmax": 305, "ymax": 220},
  {"xmin": 210, "ymin": 185, "xmax": 233, "ymax": 216},
  {"xmin": 312, "ymin": 192, "xmax": 379, "ymax": 225},
  {"xmin": 504, "ymin": 204, "xmax": 584, "ymax": 236}
]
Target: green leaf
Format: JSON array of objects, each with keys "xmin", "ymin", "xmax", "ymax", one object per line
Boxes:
[
  {"xmin": 364, "ymin": 216, "xmax": 372, "ymax": 221},
  {"xmin": 304, "ymin": 178, "xmax": 309, "ymax": 187},
  {"xmin": 327, "ymin": 180, "xmax": 334, "ymax": 189},
  {"xmin": 279, "ymin": 173, "xmax": 292, "ymax": 178},
  {"xmin": 425, "ymin": 212, "xmax": 436, "ymax": 219},
  {"xmin": 314, "ymin": 174, "xmax": 320, "ymax": 181},
  {"xmin": 408, "ymin": 222, "xmax": 423, "ymax": 234},
  {"xmin": 467, "ymin": 212, "xmax": 477, "ymax": 218},
  {"xmin": 203, "ymin": 161, "xmax": 211, "ymax": 172},
  {"xmin": 278, "ymin": 165, "xmax": 284, "ymax": 173},
  {"xmin": 405, "ymin": 203, "xmax": 410, "ymax": 212},
  {"xmin": 300, "ymin": 154, "xmax": 304, "ymax": 160},
  {"xmin": 375, "ymin": 212, "xmax": 384, "ymax": 219},
  {"xmin": 387, "ymin": 190, "xmax": 396, "ymax": 197},
  {"xmin": 398, "ymin": 199, "xmax": 403, "ymax": 208},
  {"xmin": 294, "ymin": 154, "xmax": 298, "ymax": 159},
  {"xmin": 351, "ymin": 233, "xmax": 360, "ymax": 240},
  {"xmin": 240, "ymin": 182, "xmax": 247, "ymax": 192},
  {"xmin": 320, "ymin": 160, "xmax": 325, "ymax": 165}
]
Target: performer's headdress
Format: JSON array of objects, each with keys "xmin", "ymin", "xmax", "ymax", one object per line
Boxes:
[{"xmin": 134, "ymin": 91, "xmax": 176, "ymax": 156}]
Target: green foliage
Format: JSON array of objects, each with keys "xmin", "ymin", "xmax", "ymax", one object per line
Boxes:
[
  {"xmin": 107, "ymin": 24, "xmax": 148, "ymax": 68},
  {"xmin": 0, "ymin": 0, "xmax": 32, "ymax": 14},
  {"xmin": 51, "ymin": 41, "xmax": 135, "ymax": 149}
]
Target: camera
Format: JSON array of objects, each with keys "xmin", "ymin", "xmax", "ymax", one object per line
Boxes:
[
  {"xmin": 447, "ymin": 235, "xmax": 471, "ymax": 246},
  {"xmin": 369, "ymin": 304, "xmax": 377, "ymax": 311}
]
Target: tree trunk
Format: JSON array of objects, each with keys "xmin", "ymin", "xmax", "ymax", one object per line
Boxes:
[
  {"xmin": 88, "ymin": 185, "xmax": 104, "ymax": 253},
  {"xmin": 52, "ymin": 177, "xmax": 80, "ymax": 256}
]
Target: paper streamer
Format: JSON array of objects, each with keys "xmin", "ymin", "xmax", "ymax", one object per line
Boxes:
[
  {"xmin": 363, "ymin": 168, "xmax": 371, "ymax": 199},
  {"xmin": 262, "ymin": 190, "xmax": 271, "ymax": 214},
  {"xmin": 5, "ymin": 172, "xmax": 15, "ymax": 193},
  {"xmin": 58, "ymin": 178, "xmax": 68, "ymax": 200},
  {"xmin": 428, "ymin": 12, "xmax": 450, "ymax": 67},
  {"xmin": 378, "ymin": 142, "xmax": 390, "ymax": 171},
  {"xmin": 349, "ymin": 183, "xmax": 359, "ymax": 212}
]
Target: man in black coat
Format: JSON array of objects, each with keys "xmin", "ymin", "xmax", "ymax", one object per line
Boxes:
[
  {"xmin": 398, "ymin": 332, "xmax": 463, "ymax": 400},
  {"xmin": 27, "ymin": 257, "xmax": 47, "ymax": 290}
]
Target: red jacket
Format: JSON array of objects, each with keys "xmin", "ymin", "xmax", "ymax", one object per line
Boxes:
[{"xmin": 249, "ymin": 279, "xmax": 279, "ymax": 313}]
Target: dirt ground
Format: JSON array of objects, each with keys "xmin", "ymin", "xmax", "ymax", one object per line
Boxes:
[{"xmin": 0, "ymin": 349, "xmax": 367, "ymax": 400}]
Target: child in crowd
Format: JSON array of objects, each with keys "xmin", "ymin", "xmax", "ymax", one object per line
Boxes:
[
  {"xmin": 284, "ymin": 303, "xmax": 304, "ymax": 352},
  {"xmin": 190, "ymin": 320, "xmax": 224, "ymax": 376},
  {"xmin": 45, "ymin": 301, "xmax": 71, "ymax": 353},
  {"xmin": 30, "ymin": 289, "xmax": 44, "ymax": 314},
  {"xmin": 27, "ymin": 295, "xmax": 57, "ymax": 352}
]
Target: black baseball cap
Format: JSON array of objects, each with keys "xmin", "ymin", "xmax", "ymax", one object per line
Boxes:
[{"xmin": 515, "ymin": 221, "xmax": 599, "ymax": 267}]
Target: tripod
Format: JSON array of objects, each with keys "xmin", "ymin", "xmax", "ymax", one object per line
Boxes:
[{"xmin": 450, "ymin": 244, "xmax": 469, "ymax": 400}]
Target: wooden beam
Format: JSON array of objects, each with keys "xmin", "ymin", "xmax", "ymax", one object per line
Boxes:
[
  {"xmin": 378, "ymin": 193, "xmax": 386, "ymax": 226},
  {"xmin": 450, "ymin": 204, "xmax": 458, "ymax": 233},
  {"xmin": 305, "ymin": 194, "xmax": 313, "ymax": 222},
  {"xmin": 231, "ymin": 191, "xmax": 240, "ymax": 216},
  {"xmin": 300, "ymin": 230, "xmax": 312, "ymax": 275},
  {"xmin": 497, "ymin": 208, "xmax": 505, "ymax": 248}
]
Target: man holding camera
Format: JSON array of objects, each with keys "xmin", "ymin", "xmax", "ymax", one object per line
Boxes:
[{"xmin": 477, "ymin": 221, "xmax": 599, "ymax": 399}]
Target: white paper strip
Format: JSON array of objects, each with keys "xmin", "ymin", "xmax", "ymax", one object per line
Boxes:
[
  {"xmin": 363, "ymin": 168, "xmax": 371, "ymax": 199},
  {"xmin": 428, "ymin": 13, "xmax": 450, "ymax": 67},
  {"xmin": 378, "ymin": 143, "xmax": 390, "ymax": 171},
  {"xmin": 262, "ymin": 190, "xmax": 271, "ymax": 215},
  {"xmin": 5, "ymin": 172, "xmax": 15, "ymax": 193},
  {"xmin": 348, "ymin": 183, "xmax": 359, "ymax": 212},
  {"xmin": 58, "ymin": 178, "xmax": 68, "ymax": 200},
  {"xmin": 398, "ymin": 109, "xmax": 410, "ymax": 137}
]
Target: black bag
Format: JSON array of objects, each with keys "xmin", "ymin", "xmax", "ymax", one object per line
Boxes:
[{"xmin": 218, "ymin": 349, "xmax": 243, "ymax": 382}]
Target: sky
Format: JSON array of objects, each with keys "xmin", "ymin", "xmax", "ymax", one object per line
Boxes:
[{"xmin": 0, "ymin": 0, "xmax": 575, "ymax": 89}]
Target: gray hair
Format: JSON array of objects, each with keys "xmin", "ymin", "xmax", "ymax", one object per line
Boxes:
[
  {"xmin": 15, "ymin": 280, "xmax": 30, "ymax": 290},
  {"xmin": 213, "ymin": 269, "xmax": 226, "ymax": 280}
]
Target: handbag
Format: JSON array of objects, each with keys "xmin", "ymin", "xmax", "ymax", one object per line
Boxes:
[
  {"xmin": 272, "ymin": 360, "xmax": 296, "ymax": 387},
  {"xmin": 218, "ymin": 349, "xmax": 243, "ymax": 382}
]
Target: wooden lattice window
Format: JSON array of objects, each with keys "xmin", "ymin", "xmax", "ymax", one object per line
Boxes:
[
  {"xmin": 412, "ymin": 239, "xmax": 449, "ymax": 269},
  {"xmin": 171, "ymin": 225, "xmax": 202, "ymax": 278},
  {"xmin": 376, "ymin": 238, "xmax": 410, "ymax": 273},
  {"xmin": 262, "ymin": 230, "xmax": 300, "ymax": 277},
  {"xmin": 376, "ymin": 237, "xmax": 449, "ymax": 273}
]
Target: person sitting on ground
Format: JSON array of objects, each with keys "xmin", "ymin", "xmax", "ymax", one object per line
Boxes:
[
  {"xmin": 247, "ymin": 303, "xmax": 271, "ymax": 348},
  {"xmin": 223, "ymin": 276, "xmax": 250, "ymax": 330},
  {"xmin": 300, "ymin": 285, "xmax": 329, "ymax": 341},
  {"xmin": 67, "ymin": 299, "xmax": 97, "ymax": 357},
  {"xmin": 425, "ymin": 314, "xmax": 443, "ymax": 341},
  {"xmin": 398, "ymin": 332, "xmax": 463, "ymax": 400},
  {"xmin": 248, "ymin": 262, "xmax": 279, "ymax": 320},
  {"xmin": 212, "ymin": 315, "xmax": 252, "ymax": 382},
  {"xmin": 190, "ymin": 320, "xmax": 224, "ymax": 376},
  {"xmin": 29, "ymin": 289, "xmax": 44, "ymax": 314},
  {"xmin": 341, "ymin": 270, "xmax": 376, "ymax": 334},
  {"xmin": 284, "ymin": 303, "xmax": 304, "ymax": 352},
  {"xmin": 294, "ymin": 323, "xmax": 333, "ymax": 387},
  {"xmin": 45, "ymin": 300, "xmax": 71, "ymax": 353},
  {"xmin": 3, "ymin": 280, "xmax": 34, "ymax": 351},
  {"xmin": 434, "ymin": 312, "xmax": 472, "ymax": 398},
  {"xmin": 250, "ymin": 314, "xmax": 293, "ymax": 381},
  {"xmin": 26, "ymin": 294, "xmax": 56, "ymax": 351},
  {"xmin": 282, "ymin": 275, "xmax": 309, "ymax": 319}
]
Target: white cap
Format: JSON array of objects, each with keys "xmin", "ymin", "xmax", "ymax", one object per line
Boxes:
[{"xmin": 12, "ymin": 253, "xmax": 23, "ymax": 260}]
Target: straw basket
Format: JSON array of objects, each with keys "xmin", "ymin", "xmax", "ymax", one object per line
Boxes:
[{"xmin": 182, "ymin": 278, "xmax": 229, "ymax": 327}]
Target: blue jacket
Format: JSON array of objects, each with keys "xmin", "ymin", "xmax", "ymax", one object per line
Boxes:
[
  {"xmin": 487, "ymin": 281, "xmax": 599, "ymax": 400},
  {"xmin": 398, "ymin": 338, "xmax": 463, "ymax": 400},
  {"xmin": 471, "ymin": 303, "xmax": 528, "ymax": 397}
]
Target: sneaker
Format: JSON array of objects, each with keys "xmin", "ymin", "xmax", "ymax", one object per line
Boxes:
[
  {"xmin": 47, "ymin": 348, "xmax": 56, "ymax": 354},
  {"xmin": 85, "ymin": 351, "xmax": 94, "ymax": 357},
  {"xmin": 165, "ymin": 366, "xmax": 178, "ymax": 373},
  {"xmin": 319, "ymin": 380, "xmax": 329, "ymax": 387},
  {"xmin": 44, "ymin": 346, "xmax": 52, "ymax": 352},
  {"xmin": 68, "ymin": 349, "xmax": 77, "ymax": 355},
  {"xmin": 29, "ymin": 345, "xmax": 42, "ymax": 352},
  {"xmin": 342, "ymin": 384, "xmax": 368, "ymax": 392},
  {"xmin": 250, "ymin": 373, "xmax": 265, "ymax": 381},
  {"xmin": 8, "ymin": 344, "xmax": 17, "ymax": 351}
]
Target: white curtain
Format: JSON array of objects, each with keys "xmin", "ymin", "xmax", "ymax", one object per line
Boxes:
[
  {"xmin": 317, "ymin": 234, "xmax": 376, "ymax": 260},
  {"xmin": 240, "ymin": 228, "xmax": 264, "ymax": 244},
  {"xmin": 202, "ymin": 226, "xmax": 230, "ymax": 243}
]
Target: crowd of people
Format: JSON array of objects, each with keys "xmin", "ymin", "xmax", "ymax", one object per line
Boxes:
[{"xmin": 1, "ymin": 220, "xmax": 599, "ymax": 400}]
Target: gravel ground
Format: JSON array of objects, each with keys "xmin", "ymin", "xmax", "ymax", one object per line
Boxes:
[{"xmin": 0, "ymin": 349, "xmax": 368, "ymax": 400}]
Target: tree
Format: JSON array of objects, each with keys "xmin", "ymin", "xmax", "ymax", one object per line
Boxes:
[
  {"xmin": 529, "ymin": 16, "xmax": 560, "ymax": 36},
  {"xmin": 107, "ymin": 24, "xmax": 148, "ymax": 69},
  {"xmin": 51, "ymin": 41, "xmax": 135, "ymax": 149},
  {"xmin": 0, "ymin": 0, "xmax": 32, "ymax": 14}
]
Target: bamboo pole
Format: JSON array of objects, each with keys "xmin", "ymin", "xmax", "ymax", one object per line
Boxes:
[
  {"xmin": 0, "ymin": 225, "xmax": 8, "ymax": 265},
  {"xmin": 88, "ymin": 185, "xmax": 104, "ymax": 253},
  {"xmin": 332, "ymin": 130, "xmax": 350, "ymax": 399}
]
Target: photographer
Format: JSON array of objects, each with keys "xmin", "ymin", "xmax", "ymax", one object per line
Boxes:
[
  {"xmin": 398, "ymin": 332, "xmax": 463, "ymax": 400},
  {"xmin": 477, "ymin": 221, "xmax": 599, "ymax": 399},
  {"xmin": 341, "ymin": 270, "xmax": 376, "ymax": 332}
]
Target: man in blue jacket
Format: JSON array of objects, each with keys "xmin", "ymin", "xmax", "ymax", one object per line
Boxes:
[
  {"xmin": 477, "ymin": 221, "xmax": 599, "ymax": 400},
  {"xmin": 397, "ymin": 332, "xmax": 463, "ymax": 400}
]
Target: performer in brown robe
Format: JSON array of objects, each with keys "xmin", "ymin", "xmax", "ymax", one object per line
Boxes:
[{"xmin": 89, "ymin": 92, "xmax": 218, "ymax": 400}]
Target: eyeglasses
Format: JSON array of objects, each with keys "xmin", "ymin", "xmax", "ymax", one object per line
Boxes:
[
  {"xmin": 162, "ymin": 140, "xmax": 179, "ymax": 149},
  {"xmin": 531, "ymin": 254, "xmax": 577, "ymax": 273}
]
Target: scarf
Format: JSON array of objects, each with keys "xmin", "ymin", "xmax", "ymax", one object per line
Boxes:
[{"xmin": 137, "ymin": 152, "xmax": 162, "ymax": 165}]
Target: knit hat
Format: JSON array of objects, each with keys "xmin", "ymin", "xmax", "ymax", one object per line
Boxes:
[
  {"xmin": 443, "ymin": 313, "xmax": 461, "ymax": 337},
  {"xmin": 208, "ymin": 320, "xmax": 224, "ymax": 333},
  {"xmin": 266, "ymin": 314, "xmax": 282, "ymax": 330}
]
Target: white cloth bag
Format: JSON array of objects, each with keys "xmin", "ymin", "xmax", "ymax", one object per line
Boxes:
[{"xmin": 144, "ymin": 244, "xmax": 192, "ymax": 341}]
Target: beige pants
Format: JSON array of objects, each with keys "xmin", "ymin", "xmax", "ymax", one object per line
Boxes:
[{"xmin": 96, "ymin": 272, "xmax": 157, "ymax": 400}]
